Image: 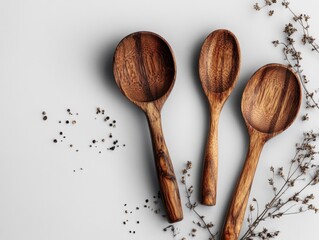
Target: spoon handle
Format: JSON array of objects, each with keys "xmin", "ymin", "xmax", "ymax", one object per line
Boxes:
[
  {"xmin": 145, "ymin": 107, "xmax": 183, "ymax": 223},
  {"xmin": 222, "ymin": 131, "xmax": 265, "ymax": 240},
  {"xmin": 201, "ymin": 108, "xmax": 220, "ymax": 206}
]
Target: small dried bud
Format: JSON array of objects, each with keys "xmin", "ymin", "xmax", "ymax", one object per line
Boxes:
[
  {"xmin": 186, "ymin": 161, "xmax": 192, "ymax": 170},
  {"xmin": 302, "ymin": 114, "xmax": 309, "ymax": 121},
  {"xmin": 250, "ymin": 204, "xmax": 255, "ymax": 211},
  {"xmin": 282, "ymin": 1, "xmax": 290, "ymax": 8},
  {"xmin": 284, "ymin": 23, "xmax": 297, "ymax": 36},
  {"xmin": 253, "ymin": 3, "xmax": 261, "ymax": 11},
  {"xmin": 272, "ymin": 40, "xmax": 279, "ymax": 47}
]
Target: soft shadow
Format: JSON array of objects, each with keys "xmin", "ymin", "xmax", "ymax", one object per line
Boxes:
[
  {"xmin": 219, "ymin": 70, "xmax": 254, "ymax": 232},
  {"xmin": 188, "ymin": 32, "xmax": 212, "ymax": 201},
  {"xmin": 96, "ymin": 35, "xmax": 158, "ymax": 192},
  {"xmin": 229, "ymin": 75, "xmax": 249, "ymax": 137},
  {"xmin": 97, "ymin": 35, "xmax": 127, "ymax": 103}
]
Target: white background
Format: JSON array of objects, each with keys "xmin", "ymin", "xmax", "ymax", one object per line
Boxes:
[{"xmin": 0, "ymin": 0, "xmax": 319, "ymax": 239}]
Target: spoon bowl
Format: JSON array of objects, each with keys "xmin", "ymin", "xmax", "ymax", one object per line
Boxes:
[
  {"xmin": 242, "ymin": 64, "xmax": 301, "ymax": 134},
  {"xmin": 113, "ymin": 31, "xmax": 183, "ymax": 223},
  {"xmin": 199, "ymin": 29, "xmax": 241, "ymax": 205},
  {"xmin": 113, "ymin": 32, "xmax": 176, "ymax": 104},
  {"xmin": 199, "ymin": 29, "xmax": 241, "ymax": 94},
  {"xmin": 222, "ymin": 63, "xmax": 301, "ymax": 240}
]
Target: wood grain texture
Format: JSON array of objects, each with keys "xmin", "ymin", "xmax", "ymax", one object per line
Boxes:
[
  {"xmin": 113, "ymin": 31, "xmax": 183, "ymax": 223},
  {"xmin": 221, "ymin": 64, "xmax": 301, "ymax": 240},
  {"xmin": 199, "ymin": 29, "xmax": 241, "ymax": 206},
  {"xmin": 222, "ymin": 129, "xmax": 266, "ymax": 240},
  {"xmin": 113, "ymin": 32, "xmax": 175, "ymax": 104},
  {"xmin": 242, "ymin": 64, "xmax": 301, "ymax": 134}
]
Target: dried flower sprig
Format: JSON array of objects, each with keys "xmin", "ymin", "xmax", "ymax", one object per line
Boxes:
[
  {"xmin": 181, "ymin": 161, "xmax": 218, "ymax": 240},
  {"xmin": 241, "ymin": 131, "xmax": 319, "ymax": 239},
  {"xmin": 163, "ymin": 225, "xmax": 181, "ymax": 238},
  {"xmin": 254, "ymin": 0, "xmax": 319, "ymax": 111},
  {"xmin": 254, "ymin": 0, "xmax": 319, "ymax": 52}
]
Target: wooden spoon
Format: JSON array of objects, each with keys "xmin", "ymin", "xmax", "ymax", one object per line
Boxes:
[
  {"xmin": 222, "ymin": 63, "xmax": 301, "ymax": 240},
  {"xmin": 113, "ymin": 31, "xmax": 183, "ymax": 223},
  {"xmin": 199, "ymin": 29, "xmax": 241, "ymax": 206}
]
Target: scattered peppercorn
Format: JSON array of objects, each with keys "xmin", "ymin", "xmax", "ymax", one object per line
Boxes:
[
  {"xmin": 302, "ymin": 114, "xmax": 309, "ymax": 121},
  {"xmin": 45, "ymin": 108, "xmax": 124, "ymax": 156}
]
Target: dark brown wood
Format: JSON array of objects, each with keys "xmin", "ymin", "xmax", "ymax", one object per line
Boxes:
[
  {"xmin": 113, "ymin": 31, "xmax": 183, "ymax": 223},
  {"xmin": 199, "ymin": 29, "xmax": 241, "ymax": 206},
  {"xmin": 222, "ymin": 63, "xmax": 301, "ymax": 240}
]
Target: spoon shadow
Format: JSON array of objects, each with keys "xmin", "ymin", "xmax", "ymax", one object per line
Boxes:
[
  {"xmin": 96, "ymin": 35, "xmax": 158, "ymax": 193},
  {"xmin": 188, "ymin": 33, "xmax": 211, "ymax": 201},
  {"xmin": 218, "ymin": 70, "xmax": 251, "ymax": 224}
]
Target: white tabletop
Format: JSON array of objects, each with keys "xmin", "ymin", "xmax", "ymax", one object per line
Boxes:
[{"xmin": 0, "ymin": 0, "xmax": 319, "ymax": 239}]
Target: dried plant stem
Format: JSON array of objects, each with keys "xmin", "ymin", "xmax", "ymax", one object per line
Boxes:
[
  {"xmin": 280, "ymin": 41, "xmax": 319, "ymax": 109},
  {"xmin": 254, "ymin": 0, "xmax": 319, "ymax": 111},
  {"xmin": 241, "ymin": 132, "xmax": 319, "ymax": 239},
  {"xmin": 284, "ymin": 5, "xmax": 319, "ymax": 53},
  {"xmin": 183, "ymin": 177, "xmax": 216, "ymax": 239},
  {"xmin": 181, "ymin": 161, "xmax": 218, "ymax": 240},
  {"xmin": 242, "ymin": 178, "xmax": 314, "ymax": 239}
]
